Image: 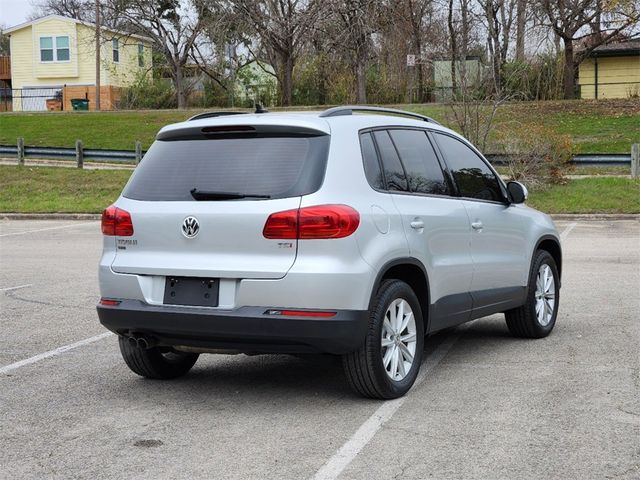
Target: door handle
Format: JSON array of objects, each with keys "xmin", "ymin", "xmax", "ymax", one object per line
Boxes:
[
  {"xmin": 410, "ymin": 220, "xmax": 424, "ymax": 230},
  {"xmin": 471, "ymin": 221, "xmax": 483, "ymax": 230}
]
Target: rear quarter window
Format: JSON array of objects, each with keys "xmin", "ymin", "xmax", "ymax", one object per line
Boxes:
[{"xmin": 123, "ymin": 135, "xmax": 330, "ymax": 201}]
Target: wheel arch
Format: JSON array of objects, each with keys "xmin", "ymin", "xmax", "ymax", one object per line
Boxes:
[
  {"xmin": 370, "ymin": 258, "xmax": 431, "ymax": 330},
  {"xmin": 534, "ymin": 235, "xmax": 562, "ymax": 283}
]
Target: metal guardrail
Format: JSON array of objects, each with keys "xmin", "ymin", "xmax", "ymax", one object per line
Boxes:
[
  {"xmin": 0, "ymin": 144, "xmax": 632, "ymax": 165},
  {"xmin": 0, "ymin": 144, "xmax": 143, "ymax": 163},
  {"xmin": 486, "ymin": 153, "xmax": 632, "ymax": 167}
]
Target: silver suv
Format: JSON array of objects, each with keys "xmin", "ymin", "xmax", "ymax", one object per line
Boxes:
[{"xmin": 97, "ymin": 106, "xmax": 562, "ymax": 399}]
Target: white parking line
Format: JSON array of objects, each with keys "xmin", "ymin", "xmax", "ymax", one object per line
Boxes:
[
  {"xmin": 560, "ymin": 222, "xmax": 577, "ymax": 240},
  {"xmin": 0, "ymin": 332, "xmax": 113, "ymax": 375},
  {"xmin": 0, "ymin": 284, "xmax": 32, "ymax": 292},
  {"xmin": 312, "ymin": 333, "xmax": 460, "ymax": 480},
  {"xmin": 0, "ymin": 222, "xmax": 96, "ymax": 237}
]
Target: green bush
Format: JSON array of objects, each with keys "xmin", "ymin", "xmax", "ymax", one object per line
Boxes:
[{"xmin": 120, "ymin": 73, "xmax": 176, "ymax": 109}]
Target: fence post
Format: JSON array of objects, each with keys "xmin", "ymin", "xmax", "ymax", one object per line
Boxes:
[
  {"xmin": 135, "ymin": 141, "xmax": 142, "ymax": 164},
  {"xmin": 76, "ymin": 140, "xmax": 84, "ymax": 169},
  {"xmin": 17, "ymin": 137, "xmax": 24, "ymax": 166},
  {"xmin": 632, "ymin": 144, "xmax": 639, "ymax": 179}
]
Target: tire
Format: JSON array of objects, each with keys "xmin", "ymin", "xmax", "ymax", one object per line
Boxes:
[
  {"xmin": 505, "ymin": 250, "xmax": 560, "ymax": 338},
  {"xmin": 342, "ymin": 279, "xmax": 425, "ymax": 399},
  {"xmin": 118, "ymin": 336, "xmax": 199, "ymax": 379}
]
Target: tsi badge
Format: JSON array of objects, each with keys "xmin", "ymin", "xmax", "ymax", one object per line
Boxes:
[{"xmin": 182, "ymin": 216, "xmax": 200, "ymax": 238}]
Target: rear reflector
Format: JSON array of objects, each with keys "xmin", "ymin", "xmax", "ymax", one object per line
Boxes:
[
  {"xmin": 99, "ymin": 298, "xmax": 121, "ymax": 306},
  {"xmin": 101, "ymin": 205, "xmax": 134, "ymax": 236},
  {"xmin": 265, "ymin": 309, "xmax": 336, "ymax": 318},
  {"xmin": 263, "ymin": 204, "xmax": 359, "ymax": 240}
]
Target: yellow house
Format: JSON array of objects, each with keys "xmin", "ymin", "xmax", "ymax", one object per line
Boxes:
[
  {"xmin": 578, "ymin": 39, "xmax": 640, "ymax": 99},
  {"xmin": 4, "ymin": 14, "xmax": 153, "ymax": 111}
]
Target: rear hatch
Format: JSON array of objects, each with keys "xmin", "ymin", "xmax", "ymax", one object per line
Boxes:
[{"xmin": 110, "ymin": 123, "xmax": 330, "ymax": 279}]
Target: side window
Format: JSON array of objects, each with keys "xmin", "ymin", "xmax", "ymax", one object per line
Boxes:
[
  {"xmin": 373, "ymin": 131, "xmax": 408, "ymax": 192},
  {"xmin": 359, "ymin": 132, "xmax": 384, "ymax": 190},
  {"xmin": 388, "ymin": 129, "xmax": 448, "ymax": 195},
  {"xmin": 112, "ymin": 38, "xmax": 120, "ymax": 63},
  {"xmin": 434, "ymin": 133, "xmax": 503, "ymax": 202}
]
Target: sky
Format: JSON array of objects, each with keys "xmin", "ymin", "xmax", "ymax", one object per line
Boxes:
[{"xmin": 0, "ymin": 0, "xmax": 33, "ymax": 29}]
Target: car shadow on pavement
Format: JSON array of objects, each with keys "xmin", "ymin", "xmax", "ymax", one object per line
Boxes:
[{"xmin": 106, "ymin": 317, "xmax": 525, "ymax": 404}]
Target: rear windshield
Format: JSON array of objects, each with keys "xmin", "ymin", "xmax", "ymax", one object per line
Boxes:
[{"xmin": 123, "ymin": 135, "xmax": 330, "ymax": 201}]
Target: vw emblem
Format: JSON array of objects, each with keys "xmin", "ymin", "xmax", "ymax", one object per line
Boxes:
[{"xmin": 182, "ymin": 216, "xmax": 200, "ymax": 238}]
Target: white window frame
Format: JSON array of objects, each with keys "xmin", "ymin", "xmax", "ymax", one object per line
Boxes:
[
  {"xmin": 112, "ymin": 38, "xmax": 120, "ymax": 63},
  {"xmin": 39, "ymin": 35, "xmax": 71, "ymax": 63},
  {"xmin": 138, "ymin": 43, "xmax": 144, "ymax": 67}
]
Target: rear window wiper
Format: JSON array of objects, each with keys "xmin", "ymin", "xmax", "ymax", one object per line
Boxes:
[{"xmin": 190, "ymin": 188, "xmax": 271, "ymax": 201}]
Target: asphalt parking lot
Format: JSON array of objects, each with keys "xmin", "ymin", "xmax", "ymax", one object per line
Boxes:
[{"xmin": 1, "ymin": 218, "xmax": 638, "ymax": 480}]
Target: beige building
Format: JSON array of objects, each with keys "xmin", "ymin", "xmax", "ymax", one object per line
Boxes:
[
  {"xmin": 578, "ymin": 40, "xmax": 640, "ymax": 99},
  {"xmin": 4, "ymin": 14, "xmax": 153, "ymax": 110}
]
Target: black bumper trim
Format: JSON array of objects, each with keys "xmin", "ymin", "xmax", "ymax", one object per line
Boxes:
[{"xmin": 97, "ymin": 300, "xmax": 369, "ymax": 354}]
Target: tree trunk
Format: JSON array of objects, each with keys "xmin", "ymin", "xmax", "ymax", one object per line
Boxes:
[
  {"xmin": 562, "ymin": 39, "xmax": 576, "ymax": 99},
  {"xmin": 318, "ymin": 54, "xmax": 327, "ymax": 105},
  {"xmin": 175, "ymin": 63, "xmax": 186, "ymax": 109},
  {"xmin": 448, "ymin": 0, "xmax": 457, "ymax": 97},
  {"xmin": 413, "ymin": 34, "xmax": 424, "ymax": 102},
  {"xmin": 515, "ymin": 0, "xmax": 526, "ymax": 61},
  {"xmin": 355, "ymin": 58, "xmax": 367, "ymax": 104},
  {"xmin": 281, "ymin": 54, "xmax": 294, "ymax": 106}
]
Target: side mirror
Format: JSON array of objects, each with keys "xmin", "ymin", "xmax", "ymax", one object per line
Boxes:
[{"xmin": 507, "ymin": 181, "xmax": 528, "ymax": 204}]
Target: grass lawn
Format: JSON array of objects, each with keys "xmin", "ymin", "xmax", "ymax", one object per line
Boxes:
[
  {"xmin": 0, "ymin": 166, "xmax": 132, "ymax": 213},
  {"xmin": 0, "ymin": 99, "xmax": 638, "ymax": 153},
  {"xmin": 1, "ymin": 166, "xmax": 638, "ymax": 214},
  {"xmin": 527, "ymin": 177, "xmax": 640, "ymax": 214}
]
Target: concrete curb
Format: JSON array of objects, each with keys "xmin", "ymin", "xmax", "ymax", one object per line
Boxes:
[
  {"xmin": 0, "ymin": 213, "xmax": 102, "ymax": 220},
  {"xmin": 550, "ymin": 214, "xmax": 639, "ymax": 221},
  {"xmin": 1, "ymin": 213, "xmax": 637, "ymax": 221}
]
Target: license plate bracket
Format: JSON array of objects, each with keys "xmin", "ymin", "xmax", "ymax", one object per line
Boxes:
[{"xmin": 163, "ymin": 277, "xmax": 219, "ymax": 307}]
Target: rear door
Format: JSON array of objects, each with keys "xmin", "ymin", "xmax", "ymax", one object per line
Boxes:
[
  {"xmin": 110, "ymin": 128, "xmax": 329, "ymax": 279},
  {"xmin": 368, "ymin": 128, "xmax": 474, "ymax": 331}
]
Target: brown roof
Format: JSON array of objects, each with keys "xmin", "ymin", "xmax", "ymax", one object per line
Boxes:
[{"xmin": 588, "ymin": 39, "xmax": 640, "ymax": 57}]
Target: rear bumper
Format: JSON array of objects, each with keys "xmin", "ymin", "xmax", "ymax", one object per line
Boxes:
[{"xmin": 97, "ymin": 300, "xmax": 369, "ymax": 355}]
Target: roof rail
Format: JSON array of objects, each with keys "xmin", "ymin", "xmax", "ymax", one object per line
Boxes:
[
  {"xmin": 187, "ymin": 111, "xmax": 247, "ymax": 121},
  {"xmin": 319, "ymin": 105, "xmax": 440, "ymax": 125}
]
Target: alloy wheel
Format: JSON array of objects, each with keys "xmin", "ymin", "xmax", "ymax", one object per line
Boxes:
[{"xmin": 381, "ymin": 298, "xmax": 417, "ymax": 381}]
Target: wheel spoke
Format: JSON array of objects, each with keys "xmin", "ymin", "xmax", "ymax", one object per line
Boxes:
[
  {"xmin": 544, "ymin": 267, "xmax": 552, "ymax": 291},
  {"xmin": 399, "ymin": 342, "xmax": 414, "ymax": 364},
  {"xmin": 390, "ymin": 346, "xmax": 399, "ymax": 379},
  {"xmin": 383, "ymin": 317, "xmax": 393, "ymax": 336},
  {"xmin": 400, "ymin": 332, "xmax": 416, "ymax": 343},
  {"xmin": 383, "ymin": 345, "xmax": 394, "ymax": 368},
  {"xmin": 397, "ymin": 352, "xmax": 406, "ymax": 377},
  {"xmin": 395, "ymin": 301, "xmax": 404, "ymax": 332},
  {"xmin": 398, "ymin": 311, "xmax": 412, "ymax": 334}
]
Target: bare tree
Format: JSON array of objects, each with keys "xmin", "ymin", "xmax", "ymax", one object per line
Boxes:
[
  {"xmin": 538, "ymin": 0, "xmax": 640, "ymax": 98},
  {"xmin": 104, "ymin": 0, "xmax": 208, "ymax": 108},
  {"xmin": 515, "ymin": 0, "xmax": 527, "ymax": 60},
  {"xmin": 393, "ymin": 0, "xmax": 434, "ymax": 102},
  {"xmin": 478, "ymin": 0, "xmax": 517, "ymax": 93},
  {"xmin": 232, "ymin": 0, "xmax": 322, "ymax": 106},
  {"xmin": 326, "ymin": 0, "xmax": 380, "ymax": 104},
  {"xmin": 30, "ymin": 0, "xmax": 94, "ymax": 21}
]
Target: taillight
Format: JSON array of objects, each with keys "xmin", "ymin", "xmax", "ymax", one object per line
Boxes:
[
  {"xmin": 265, "ymin": 309, "xmax": 336, "ymax": 318},
  {"xmin": 263, "ymin": 204, "xmax": 359, "ymax": 240},
  {"xmin": 99, "ymin": 298, "xmax": 121, "ymax": 306},
  {"xmin": 262, "ymin": 209, "xmax": 298, "ymax": 239},
  {"xmin": 101, "ymin": 205, "xmax": 134, "ymax": 236}
]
